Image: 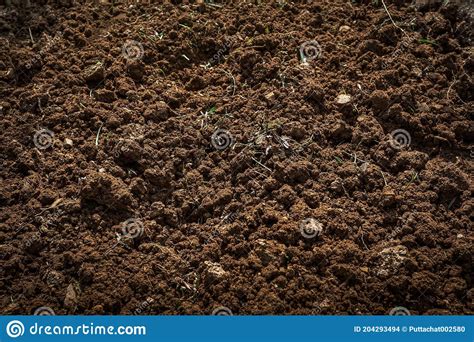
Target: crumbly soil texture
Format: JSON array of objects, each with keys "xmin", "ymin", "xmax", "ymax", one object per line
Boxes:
[{"xmin": 0, "ymin": 0, "xmax": 473, "ymax": 315}]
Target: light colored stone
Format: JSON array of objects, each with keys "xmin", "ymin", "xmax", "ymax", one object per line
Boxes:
[
  {"xmin": 335, "ymin": 94, "xmax": 351, "ymax": 105},
  {"xmin": 204, "ymin": 261, "xmax": 227, "ymax": 281},
  {"xmin": 64, "ymin": 283, "xmax": 78, "ymax": 311},
  {"xmin": 375, "ymin": 245, "xmax": 408, "ymax": 278},
  {"xmin": 265, "ymin": 91, "xmax": 276, "ymax": 100},
  {"xmin": 339, "ymin": 25, "xmax": 351, "ymax": 33}
]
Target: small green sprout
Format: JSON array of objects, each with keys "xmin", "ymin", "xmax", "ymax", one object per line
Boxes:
[{"xmin": 419, "ymin": 38, "xmax": 438, "ymax": 46}]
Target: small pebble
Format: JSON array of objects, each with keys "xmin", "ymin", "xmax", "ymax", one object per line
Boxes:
[
  {"xmin": 339, "ymin": 25, "xmax": 351, "ymax": 33},
  {"xmin": 265, "ymin": 91, "xmax": 276, "ymax": 100},
  {"xmin": 335, "ymin": 94, "xmax": 351, "ymax": 105}
]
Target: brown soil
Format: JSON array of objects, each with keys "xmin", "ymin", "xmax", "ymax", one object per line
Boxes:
[{"xmin": 0, "ymin": 0, "xmax": 473, "ymax": 315}]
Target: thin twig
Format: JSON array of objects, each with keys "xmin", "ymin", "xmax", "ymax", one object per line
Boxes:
[
  {"xmin": 446, "ymin": 78, "xmax": 457, "ymax": 100},
  {"xmin": 220, "ymin": 69, "xmax": 236, "ymax": 96},
  {"xmin": 381, "ymin": 171, "xmax": 388, "ymax": 186},
  {"xmin": 340, "ymin": 180, "xmax": 351, "ymax": 199},
  {"xmin": 28, "ymin": 27, "xmax": 34, "ymax": 44},
  {"xmin": 381, "ymin": 0, "xmax": 406, "ymax": 35},
  {"xmin": 95, "ymin": 123, "xmax": 103, "ymax": 146},
  {"xmin": 360, "ymin": 233, "xmax": 369, "ymax": 250},
  {"xmin": 448, "ymin": 197, "xmax": 457, "ymax": 210},
  {"xmin": 251, "ymin": 157, "xmax": 272, "ymax": 172},
  {"xmin": 206, "ymin": 2, "xmax": 223, "ymax": 8}
]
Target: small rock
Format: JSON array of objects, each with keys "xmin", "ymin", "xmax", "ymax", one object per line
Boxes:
[
  {"xmin": 265, "ymin": 91, "xmax": 276, "ymax": 100},
  {"xmin": 64, "ymin": 138, "xmax": 73, "ymax": 147},
  {"xmin": 375, "ymin": 245, "xmax": 408, "ymax": 278},
  {"xmin": 64, "ymin": 283, "xmax": 78, "ymax": 311},
  {"xmin": 83, "ymin": 63, "xmax": 105, "ymax": 83},
  {"xmin": 339, "ymin": 25, "xmax": 351, "ymax": 33},
  {"xmin": 204, "ymin": 261, "xmax": 227, "ymax": 283},
  {"xmin": 335, "ymin": 94, "xmax": 351, "ymax": 105}
]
